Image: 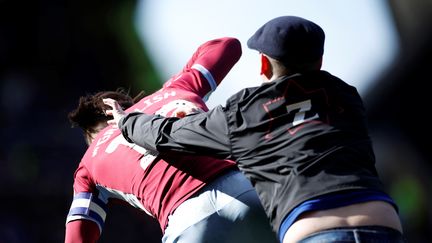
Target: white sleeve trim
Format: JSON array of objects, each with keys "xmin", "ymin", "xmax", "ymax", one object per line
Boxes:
[{"xmin": 192, "ymin": 63, "xmax": 217, "ymax": 98}]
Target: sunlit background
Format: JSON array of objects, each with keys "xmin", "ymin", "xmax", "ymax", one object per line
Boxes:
[
  {"xmin": 134, "ymin": 0, "xmax": 398, "ymax": 108},
  {"xmin": 0, "ymin": 0, "xmax": 431, "ymax": 242}
]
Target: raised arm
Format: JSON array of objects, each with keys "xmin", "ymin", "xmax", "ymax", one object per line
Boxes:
[
  {"xmin": 103, "ymin": 37, "xmax": 241, "ymax": 158},
  {"xmin": 164, "ymin": 37, "xmax": 242, "ymax": 101}
]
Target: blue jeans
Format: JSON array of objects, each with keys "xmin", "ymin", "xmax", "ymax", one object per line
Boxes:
[{"xmin": 298, "ymin": 226, "xmax": 405, "ymax": 243}]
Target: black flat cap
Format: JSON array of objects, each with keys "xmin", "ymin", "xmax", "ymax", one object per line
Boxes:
[{"xmin": 247, "ymin": 16, "xmax": 325, "ymax": 65}]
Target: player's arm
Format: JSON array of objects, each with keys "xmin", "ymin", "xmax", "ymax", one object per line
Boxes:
[
  {"xmin": 65, "ymin": 191, "xmax": 108, "ymax": 243},
  {"xmin": 65, "ymin": 219, "xmax": 99, "ymax": 243},
  {"xmin": 164, "ymin": 37, "xmax": 242, "ymax": 101},
  {"xmin": 65, "ymin": 164, "xmax": 108, "ymax": 243},
  {"xmin": 119, "ymin": 106, "xmax": 232, "ymax": 159}
]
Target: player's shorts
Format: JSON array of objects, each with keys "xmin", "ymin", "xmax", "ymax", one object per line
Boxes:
[{"xmin": 162, "ymin": 169, "xmax": 278, "ymax": 243}]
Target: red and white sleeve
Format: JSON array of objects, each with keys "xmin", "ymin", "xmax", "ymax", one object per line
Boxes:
[{"xmin": 163, "ymin": 37, "xmax": 242, "ymax": 101}]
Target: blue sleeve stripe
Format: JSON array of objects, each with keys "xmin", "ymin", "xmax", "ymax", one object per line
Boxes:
[
  {"xmin": 68, "ymin": 200, "xmax": 107, "ymax": 220},
  {"xmin": 73, "ymin": 192, "xmax": 92, "ymax": 200},
  {"xmin": 192, "ymin": 64, "xmax": 216, "ymax": 101},
  {"xmin": 66, "ymin": 192, "xmax": 108, "ymax": 234},
  {"xmin": 91, "ymin": 196, "xmax": 108, "ymax": 212},
  {"xmin": 67, "ymin": 207, "xmax": 106, "ymax": 233},
  {"xmin": 68, "ymin": 206, "xmax": 90, "ymax": 216},
  {"xmin": 89, "ymin": 201, "xmax": 107, "ymax": 219},
  {"xmin": 66, "ymin": 214, "xmax": 104, "ymax": 234},
  {"xmin": 72, "ymin": 192, "xmax": 108, "ymax": 211}
]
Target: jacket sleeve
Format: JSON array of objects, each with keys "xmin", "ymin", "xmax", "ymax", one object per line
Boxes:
[{"xmin": 119, "ymin": 106, "xmax": 232, "ymax": 159}]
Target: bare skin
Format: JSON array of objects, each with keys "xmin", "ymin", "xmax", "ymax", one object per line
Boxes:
[{"xmin": 283, "ymin": 201, "xmax": 403, "ymax": 243}]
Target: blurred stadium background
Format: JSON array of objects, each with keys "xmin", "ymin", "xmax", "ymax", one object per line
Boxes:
[{"xmin": 0, "ymin": 0, "xmax": 431, "ymax": 242}]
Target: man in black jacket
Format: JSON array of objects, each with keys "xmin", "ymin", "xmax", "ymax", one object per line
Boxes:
[{"xmin": 104, "ymin": 16, "xmax": 404, "ymax": 242}]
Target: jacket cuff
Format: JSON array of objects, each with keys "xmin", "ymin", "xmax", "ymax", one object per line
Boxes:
[{"xmin": 119, "ymin": 113, "xmax": 136, "ymax": 143}]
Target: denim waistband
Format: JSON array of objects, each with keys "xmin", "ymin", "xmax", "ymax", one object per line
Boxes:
[{"xmin": 299, "ymin": 225, "xmax": 405, "ymax": 243}]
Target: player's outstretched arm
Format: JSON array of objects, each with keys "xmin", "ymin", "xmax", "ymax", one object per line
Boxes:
[{"xmin": 164, "ymin": 37, "xmax": 242, "ymax": 101}]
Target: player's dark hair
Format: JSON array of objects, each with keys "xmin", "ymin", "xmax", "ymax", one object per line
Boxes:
[{"xmin": 68, "ymin": 88, "xmax": 143, "ymax": 138}]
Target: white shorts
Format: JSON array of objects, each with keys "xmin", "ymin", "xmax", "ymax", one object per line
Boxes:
[{"xmin": 162, "ymin": 169, "xmax": 278, "ymax": 243}]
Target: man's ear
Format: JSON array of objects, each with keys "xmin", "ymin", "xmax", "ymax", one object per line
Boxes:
[{"xmin": 260, "ymin": 54, "xmax": 272, "ymax": 80}]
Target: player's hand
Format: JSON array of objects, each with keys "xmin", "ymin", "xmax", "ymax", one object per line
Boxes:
[{"xmin": 103, "ymin": 98, "xmax": 126, "ymax": 128}]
